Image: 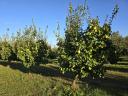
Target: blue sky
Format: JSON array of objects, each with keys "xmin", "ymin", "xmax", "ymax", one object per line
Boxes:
[{"xmin": 0, "ymin": 0, "xmax": 127, "ymax": 46}]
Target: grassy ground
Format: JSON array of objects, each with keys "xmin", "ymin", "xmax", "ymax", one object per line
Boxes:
[
  {"xmin": 0, "ymin": 56, "xmax": 128, "ymax": 96},
  {"xmin": 104, "ymin": 64, "xmax": 128, "ymax": 72},
  {"xmin": 0, "ymin": 64, "xmax": 71, "ymax": 96},
  {"xmin": 104, "ymin": 56, "xmax": 128, "ymax": 72},
  {"xmin": 0, "ymin": 64, "xmax": 112, "ymax": 96}
]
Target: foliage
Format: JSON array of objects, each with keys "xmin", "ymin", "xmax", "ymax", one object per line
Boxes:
[
  {"xmin": 108, "ymin": 32, "xmax": 128, "ymax": 63},
  {"xmin": 16, "ymin": 24, "xmax": 48, "ymax": 68},
  {"xmin": 62, "ymin": 86, "xmax": 85, "ymax": 96},
  {"xmin": 107, "ymin": 44, "xmax": 121, "ymax": 64},
  {"xmin": 124, "ymin": 36, "xmax": 128, "ymax": 48},
  {"xmin": 0, "ymin": 39, "xmax": 13, "ymax": 60},
  {"xmin": 48, "ymin": 47, "xmax": 58, "ymax": 59},
  {"xmin": 123, "ymin": 36, "xmax": 128, "ymax": 55},
  {"xmin": 57, "ymin": 3, "xmax": 119, "ymax": 79},
  {"xmin": 35, "ymin": 39, "xmax": 49, "ymax": 64},
  {"xmin": 111, "ymin": 32, "xmax": 124, "ymax": 47}
]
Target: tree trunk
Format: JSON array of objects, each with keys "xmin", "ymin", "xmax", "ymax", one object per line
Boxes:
[{"xmin": 71, "ymin": 74, "xmax": 79, "ymax": 91}]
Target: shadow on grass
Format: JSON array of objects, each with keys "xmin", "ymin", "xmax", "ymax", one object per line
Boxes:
[
  {"xmin": 0, "ymin": 60, "xmax": 29, "ymax": 72},
  {"xmin": 30, "ymin": 65, "xmax": 74, "ymax": 79},
  {"xmin": 0, "ymin": 60, "xmax": 74, "ymax": 80},
  {"xmin": 81, "ymin": 76, "xmax": 128, "ymax": 96}
]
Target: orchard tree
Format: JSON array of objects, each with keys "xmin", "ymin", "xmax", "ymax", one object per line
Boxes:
[
  {"xmin": 16, "ymin": 26, "xmax": 38, "ymax": 68},
  {"xmin": 111, "ymin": 32, "xmax": 123, "ymax": 46},
  {"xmin": 48, "ymin": 46, "xmax": 58, "ymax": 59},
  {"xmin": 124, "ymin": 36, "xmax": 128, "ymax": 49},
  {"xmin": 35, "ymin": 39, "xmax": 49, "ymax": 64},
  {"xmin": 0, "ymin": 31, "xmax": 17, "ymax": 61},
  {"xmin": 16, "ymin": 24, "xmax": 48, "ymax": 69},
  {"xmin": 57, "ymin": 3, "xmax": 119, "ymax": 89},
  {"xmin": 108, "ymin": 32, "xmax": 124, "ymax": 63},
  {"xmin": 0, "ymin": 40, "xmax": 12, "ymax": 60},
  {"xmin": 122, "ymin": 35, "xmax": 128, "ymax": 55},
  {"xmin": 0, "ymin": 33, "xmax": 16, "ymax": 61}
]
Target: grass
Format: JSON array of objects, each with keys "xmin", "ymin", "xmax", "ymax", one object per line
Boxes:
[
  {"xmin": 119, "ymin": 56, "xmax": 128, "ymax": 60},
  {"xmin": 0, "ymin": 56, "xmax": 128, "ymax": 96},
  {"xmin": 0, "ymin": 64, "xmax": 111, "ymax": 96},
  {"xmin": 104, "ymin": 64, "xmax": 128, "ymax": 72},
  {"xmin": 106, "ymin": 70, "xmax": 128, "ymax": 78},
  {"xmin": 104, "ymin": 64, "xmax": 128, "ymax": 69},
  {"xmin": 0, "ymin": 65, "xmax": 71, "ymax": 96},
  {"xmin": 117, "ymin": 61, "xmax": 128, "ymax": 65},
  {"xmin": 0, "ymin": 63, "xmax": 128, "ymax": 96},
  {"xmin": 104, "ymin": 56, "xmax": 128, "ymax": 72}
]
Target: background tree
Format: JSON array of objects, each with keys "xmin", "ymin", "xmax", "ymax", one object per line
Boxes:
[
  {"xmin": 0, "ymin": 33, "xmax": 15, "ymax": 61},
  {"xmin": 16, "ymin": 24, "xmax": 49, "ymax": 69},
  {"xmin": 35, "ymin": 39, "xmax": 49, "ymax": 64},
  {"xmin": 107, "ymin": 31, "xmax": 126, "ymax": 63},
  {"xmin": 123, "ymin": 36, "xmax": 128, "ymax": 55},
  {"xmin": 0, "ymin": 39, "xmax": 12, "ymax": 60},
  {"xmin": 48, "ymin": 46, "xmax": 58, "ymax": 59},
  {"xmin": 16, "ymin": 25, "xmax": 37, "ymax": 68},
  {"xmin": 124, "ymin": 36, "xmax": 128, "ymax": 48}
]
